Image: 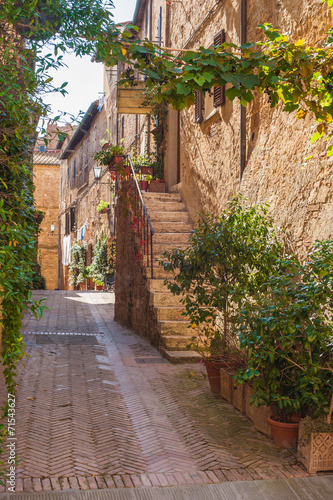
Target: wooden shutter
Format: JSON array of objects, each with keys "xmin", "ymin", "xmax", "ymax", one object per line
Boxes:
[
  {"xmin": 65, "ymin": 211, "xmax": 69, "ymax": 236},
  {"xmin": 213, "ymin": 29, "xmax": 226, "ymax": 108},
  {"xmin": 194, "ymin": 91, "xmax": 204, "ymax": 123},
  {"xmin": 70, "ymin": 206, "xmax": 76, "ymax": 232}
]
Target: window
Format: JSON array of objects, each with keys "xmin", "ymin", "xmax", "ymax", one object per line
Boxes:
[
  {"xmin": 70, "ymin": 206, "xmax": 76, "ymax": 232},
  {"xmin": 65, "ymin": 211, "xmax": 69, "ymax": 235},
  {"xmin": 157, "ymin": 7, "xmax": 162, "ymax": 45},
  {"xmin": 194, "ymin": 91, "xmax": 204, "ymax": 123},
  {"xmin": 213, "ymin": 30, "xmax": 226, "ymax": 108},
  {"xmin": 73, "ymin": 158, "xmax": 76, "ymax": 179}
]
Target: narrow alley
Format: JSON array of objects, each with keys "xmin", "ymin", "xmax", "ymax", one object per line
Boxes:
[{"xmin": 1, "ymin": 290, "xmax": 331, "ymax": 497}]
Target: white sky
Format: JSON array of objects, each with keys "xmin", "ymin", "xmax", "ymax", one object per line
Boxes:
[{"xmin": 42, "ymin": 0, "xmax": 137, "ymax": 122}]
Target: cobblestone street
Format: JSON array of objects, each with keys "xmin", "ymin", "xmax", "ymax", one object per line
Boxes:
[{"xmin": 0, "ymin": 291, "xmax": 326, "ymax": 494}]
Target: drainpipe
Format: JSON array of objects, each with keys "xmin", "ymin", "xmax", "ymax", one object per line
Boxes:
[{"xmin": 240, "ymin": 0, "xmax": 247, "ymax": 181}]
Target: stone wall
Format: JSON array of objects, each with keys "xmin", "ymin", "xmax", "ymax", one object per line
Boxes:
[
  {"xmin": 33, "ymin": 160, "xmax": 60, "ymax": 289},
  {"xmin": 114, "ymin": 192, "xmax": 159, "ymax": 345},
  {"xmin": 167, "ymin": 0, "xmax": 333, "ymax": 256}
]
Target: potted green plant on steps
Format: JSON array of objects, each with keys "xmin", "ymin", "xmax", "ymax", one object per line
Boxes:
[
  {"xmin": 97, "ymin": 200, "xmax": 109, "ymax": 214},
  {"xmin": 235, "ymin": 241, "xmax": 333, "ymax": 453},
  {"xmin": 161, "ymin": 196, "xmax": 283, "ymax": 396}
]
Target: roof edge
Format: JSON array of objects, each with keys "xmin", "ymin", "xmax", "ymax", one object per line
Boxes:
[{"xmin": 60, "ymin": 101, "xmax": 99, "ymax": 160}]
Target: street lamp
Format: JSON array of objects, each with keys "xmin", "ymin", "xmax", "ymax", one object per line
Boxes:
[
  {"xmin": 50, "ymin": 224, "xmax": 55, "ymax": 233},
  {"xmin": 93, "ymin": 165, "xmax": 102, "ymax": 180}
]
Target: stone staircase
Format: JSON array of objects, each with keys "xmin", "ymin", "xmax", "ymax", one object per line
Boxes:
[{"xmin": 142, "ymin": 192, "xmax": 201, "ymax": 363}]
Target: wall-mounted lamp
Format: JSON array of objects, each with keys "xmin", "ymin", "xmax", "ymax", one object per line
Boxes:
[
  {"xmin": 93, "ymin": 166, "xmax": 102, "ymax": 180},
  {"xmin": 50, "ymin": 224, "xmax": 55, "ymax": 233}
]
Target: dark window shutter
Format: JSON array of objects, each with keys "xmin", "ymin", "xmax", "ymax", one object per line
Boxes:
[
  {"xmin": 194, "ymin": 91, "xmax": 204, "ymax": 123},
  {"xmin": 70, "ymin": 206, "xmax": 76, "ymax": 232},
  {"xmin": 65, "ymin": 211, "xmax": 69, "ymax": 236},
  {"xmin": 213, "ymin": 29, "xmax": 226, "ymax": 108}
]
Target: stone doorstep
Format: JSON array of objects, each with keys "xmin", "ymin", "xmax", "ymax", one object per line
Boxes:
[{"xmin": 162, "ymin": 349, "xmax": 202, "ymax": 364}]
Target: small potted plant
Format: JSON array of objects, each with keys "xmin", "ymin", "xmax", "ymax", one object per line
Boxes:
[
  {"xmin": 97, "ymin": 200, "xmax": 109, "ymax": 214},
  {"xmin": 94, "ymin": 142, "xmax": 125, "ymax": 168},
  {"xmin": 236, "ymin": 241, "xmax": 333, "ymax": 450}
]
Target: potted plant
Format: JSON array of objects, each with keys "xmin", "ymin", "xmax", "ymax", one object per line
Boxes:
[
  {"xmin": 235, "ymin": 241, "xmax": 333, "ymax": 450},
  {"xmin": 94, "ymin": 143, "xmax": 125, "ymax": 168},
  {"xmin": 162, "ymin": 196, "xmax": 283, "ymax": 396},
  {"xmin": 97, "ymin": 200, "xmax": 109, "ymax": 214},
  {"xmin": 87, "ymin": 235, "xmax": 115, "ymax": 290}
]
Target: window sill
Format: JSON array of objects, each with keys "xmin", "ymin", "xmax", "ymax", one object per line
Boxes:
[{"xmin": 204, "ymin": 108, "xmax": 220, "ymax": 123}]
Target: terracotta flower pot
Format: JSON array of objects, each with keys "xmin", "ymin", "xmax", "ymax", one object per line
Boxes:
[
  {"xmin": 109, "ymin": 154, "xmax": 124, "ymax": 166},
  {"xmin": 268, "ymin": 416, "xmax": 299, "ymax": 448},
  {"xmin": 139, "ymin": 180, "xmax": 149, "ymax": 191},
  {"xmin": 204, "ymin": 359, "xmax": 225, "ymax": 395}
]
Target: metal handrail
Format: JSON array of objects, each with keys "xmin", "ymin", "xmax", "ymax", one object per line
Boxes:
[{"xmin": 126, "ymin": 154, "xmax": 154, "ymax": 279}]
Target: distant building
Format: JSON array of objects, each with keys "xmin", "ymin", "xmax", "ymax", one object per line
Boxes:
[
  {"xmin": 58, "ymin": 100, "xmax": 113, "ymax": 290},
  {"xmin": 33, "ymin": 151, "xmax": 61, "ymax": 290}
]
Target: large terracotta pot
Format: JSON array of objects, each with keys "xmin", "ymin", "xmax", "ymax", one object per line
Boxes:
[
  {"xmin": 268, "ymin": 416, "xmax": 299, "ymax": 448},
  {"xmin": 204, "ymin": 359, "xmax": 225, "ymax": 395}
]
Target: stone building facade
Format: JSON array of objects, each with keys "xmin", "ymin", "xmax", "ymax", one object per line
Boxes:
[
  {"xmin": 33, "ymin": 152, "xmax": 60, "ymax": 290},
  {"xmin": 109, "ymin": 0, "xmax": 333, "ymax": 256},
  {"xmin": 58, "ymin": 100, "xmax": 114, "ymax": 290}
]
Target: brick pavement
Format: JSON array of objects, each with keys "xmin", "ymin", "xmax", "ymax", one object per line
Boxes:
[{"xmin": 0, "ymin": 291, "xmax": 328, "ymax": 493}]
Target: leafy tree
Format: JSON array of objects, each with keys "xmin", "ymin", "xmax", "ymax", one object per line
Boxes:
[
  {"xmin": 161, "ymin": 196, "xmax": 283, "ymax": 361},
  {"xmin": 88, "ymin": 236, "xmax": 115, "ymax": 286}
]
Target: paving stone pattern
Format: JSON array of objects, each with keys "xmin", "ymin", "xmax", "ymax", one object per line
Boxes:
[{"xmin": 0, "ymin": 291, "xmax": 326, "ymax": 493}]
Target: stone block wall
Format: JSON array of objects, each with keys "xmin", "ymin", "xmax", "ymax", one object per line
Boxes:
[
  {"xmin": 33, "ymin": 161, "xmax": 60, "ymax": 290},
  {"xmin": 114, "ymin": 193, "xmax": 159, "ymax": 345}
]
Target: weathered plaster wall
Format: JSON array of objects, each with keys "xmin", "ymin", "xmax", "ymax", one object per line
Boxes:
[
  {"xmin": 114, "ymin": 194, "xmax": 159, "ymax": 345},
  {"xmin": 168, "ymin": 0, "xmax": 333, "ymax": 256}
]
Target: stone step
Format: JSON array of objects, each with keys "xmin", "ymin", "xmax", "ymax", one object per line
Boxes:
[
  {"xmin": 155, "ymin": 306, "xmax": 186, "ymax": 321},
  {"xmin": 154, "ymin": 233, "xmax": 191, "ymax": 245},
  {"xmin": 143, "ymin": 266, "xmax": 174, "ymax": 279},
  {"xmin": 153, "ymin": 222, "xmax": 193, "ymax": 233},
  {"xmin": 143, "ymin": 192, "xmax": 181, "ymax": 202},
  {"xmin": 146, "ymin": 201, "xmax": 186, "ymax": 212},
  {"xmin": 161, "ymin": 335, "xmax": 193, "ymax": 350},
  {"xmin": 147, "ymin": 279, "xmax": 170, "ymax": 292},
  {"xmin": 153, "ymin": 243, "xmax": 188, "ymax": 255},
  {"xmin": 161, "ymin": 349, "xmax": 202, "ymax": 364},
  {"xmin": 158, "ymin": 320, "xmax": 194, "ymax": 336},
  {"xmin": 149, "ymin": 211, "xmax": 190, "ymax": 223},
  {"xmin": 150, "ymin": 292, "xmax": 184, "ymax": 307}
]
